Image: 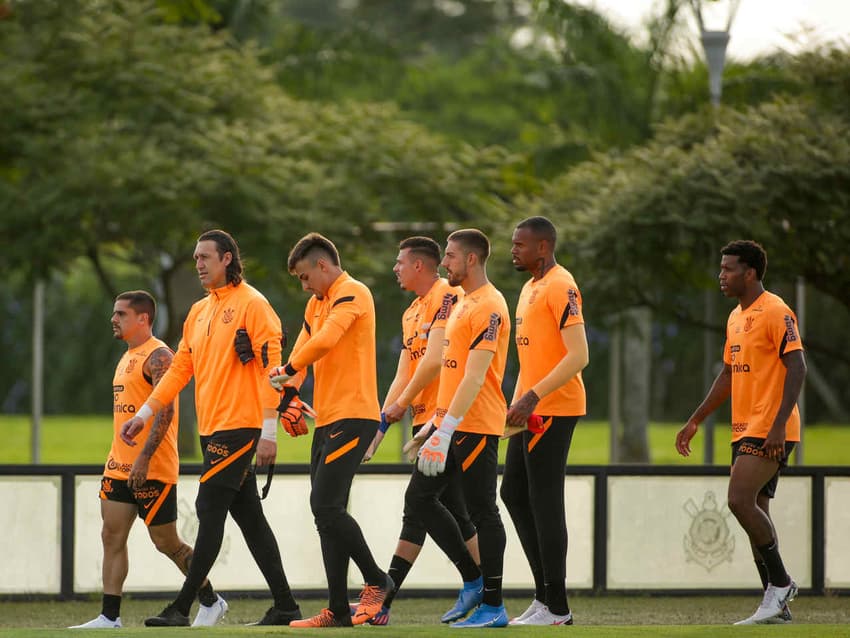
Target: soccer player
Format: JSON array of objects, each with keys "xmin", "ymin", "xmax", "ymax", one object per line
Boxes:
[
  {"xmin": 405, "ymin": 228, "xmax": 511, "ymax": 628},
  {"xmin": 498, "ymin": 216, "xmax": 589, "ymax": 626},
  {"xmin": 676, "ymin": 240, "xmax": 805, "ymax": 625},
  {"xmin": 69, "ymin": 290, "xmax": 225, "ymax": 629},
  {"xmin": 120, "ymin": 230, "xmax": 302, "ymax": 627},
  {"xmin": 363, "ymin": 236, "xmax": 480, "ymax": 624},
  {"xmin": 268, "ymin": 232, "xmax": 391, "ymax": 628}
]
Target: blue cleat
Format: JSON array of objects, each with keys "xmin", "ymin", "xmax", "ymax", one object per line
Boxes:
[
  {"xmin": 450, "ymin": 603, "xmax": 509, "ymax": 628},
  {"xmin": 441, "ymin": 576, "xmax": 484, "ymax": 623}
]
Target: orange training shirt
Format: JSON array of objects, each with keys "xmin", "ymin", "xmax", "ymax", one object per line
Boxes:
[
  {"xmin": 150, "ymin": 282, "xmax": 283, "ymax": 436},
  {"xmin": 287, "ymin": 272, "xmax": 380, "ymax": 427},
  {"xmin": 723, "ymin": 291, "xmax": 803, "ymax": 442},
  {"xmin": 515, "ymin": 265, "xmax": 586, "ymax": 416},
  {"xmin": 401, "ymin": 278, "xmax": 463, "ymax": 426},
  {"xmin": 436, "ymin": 282, "xmax": 510, "ymax": 436},
  {"xmin": 106, "ymin": 336, "xmax": 179, "ymax": 483}
]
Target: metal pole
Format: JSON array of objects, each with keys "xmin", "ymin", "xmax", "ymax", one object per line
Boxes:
[
  {"xmin": 31, "ymin": 279, "xmax": 44, "ymax": 464},
  {"xmin": 795, "ymin": 276, "xmax": 806, "ymax": 464},
  {"xmin": 702, "ymin": 286, "xmax": 716, "ymax": 464},
  {"xmin": 609, "ymin": 319, "xmax": 621, "ymax": 463}
]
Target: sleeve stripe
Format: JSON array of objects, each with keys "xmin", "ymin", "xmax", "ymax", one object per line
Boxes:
[
  {"xmin": 559, "ymin": 305, "xmax": 570, "ymax": 329},
  {"xmin": 304, "ymin": 320, "xmax": 311, "ymax": 336},
  {"xmin": 779, "ymin": 335, "xmax": 788, "ymax": 358},
  {"xmin": 469, "ymin": 327, "xmax": 490, "ymax": 350},
  {"xmin": 332, "ymin": 295, "xmax": 356, "ymax": 307},
  {"xmin": 261, "ymin": 341, "xmax": 269, "ymax": 368}
]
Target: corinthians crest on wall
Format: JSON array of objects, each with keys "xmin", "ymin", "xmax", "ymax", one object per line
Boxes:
[{"xmin": 683, "ymin": 491, "xmax": 735, "ymax": 571}]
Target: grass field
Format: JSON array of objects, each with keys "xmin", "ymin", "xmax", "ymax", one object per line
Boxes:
[
  {"xmin": 0, "ymin": 595, "xmax": 848, "ymax": 636},
  {"xmin": 2, "ymin": 415, "xmax": 849, "ymax": 466}
]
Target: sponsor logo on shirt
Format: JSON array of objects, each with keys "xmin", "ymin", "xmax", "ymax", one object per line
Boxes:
[
  {"xmin": 784, "ymin": 315, "xmax": 798, "ymax": 341},
  {"xmin": 515, "ymin": 335, "xmax": 529, "ymax": 346},
  {"xmin": 484, "ymin": 313, "xmax": 501, "ymax": 341},
  {"xmin": 568, "ymin": 289, "xmax": 579, "ymax": 316}
]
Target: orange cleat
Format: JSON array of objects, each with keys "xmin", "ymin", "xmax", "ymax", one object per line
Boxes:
[
  {"xmin": 351, "ymin": 574, "xmax": 394, "ymax": 626},
  {"xmin": 289, "ymin": 608, "xmax": 350, "ymax": 628}
]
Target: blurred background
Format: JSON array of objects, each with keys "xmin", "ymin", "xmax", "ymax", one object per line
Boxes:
[{"xmin": 1, "ymin": 0, "xmax": 848, "ymax": 464}]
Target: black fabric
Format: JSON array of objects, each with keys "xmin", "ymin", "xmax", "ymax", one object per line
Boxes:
[
  {"xmin": 101, "ymin": 593, "xmax": 121, "ymax": 621},
  {"xmin": 384, "ymin": 555, "xmax": 413, "ymax": 609},
  {"xmin": 757, "ymin": 540, "xmax": 791, "ymax": 588},
  {"xmin": 500, "ymin": 416, "xmax": 577, "ymax": 615}
]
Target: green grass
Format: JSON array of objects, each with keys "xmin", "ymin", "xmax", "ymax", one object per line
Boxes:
[
  {"xmin": 2, "ymin": 415, "xmax": 849, "ymax": 466},
  {"xmin": 0, "ymin": 595, "xmax": 848, "ymax": 635}
]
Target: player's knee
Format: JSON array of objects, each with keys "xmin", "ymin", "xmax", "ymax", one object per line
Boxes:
[
  {"xmin": 100, "ymin": 525, "xmax": 125, "ymax": 550},
  {"xmin": 726, "ymin": 489, "xmax": 754, "ymax": 517},
  {"xmin": 196, "ymin": 483, "xmax": 232, "ymax": 516},
  {"xmin": 312, "ymin": 504, "xmax": 346, "ymax": 532},
  {"xmin": 499, "ymin": 479, "xmax": 521, "ymax": 509},
  {"xmin": 399, "ymin": 519, "xmax": 427, "ymax": 546}
]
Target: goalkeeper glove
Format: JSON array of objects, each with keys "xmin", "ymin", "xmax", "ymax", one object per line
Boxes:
[
  {"xmin": 276, "ymin": 385, "xmax": 316, "ymax": 437},
  {"xmin": 234, "ymin": 328, "xmax": 254, "ymax": 365},
  {"xmin": 417, "ymin": 415, "xmax": 461, "ymax": 476}
]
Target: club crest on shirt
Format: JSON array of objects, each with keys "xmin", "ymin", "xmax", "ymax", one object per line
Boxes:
[
  {"xmin": 683, "ymin": 491, "xmax": 735, "ymax": 571},
  {"xmin": 484, "ymin": 312, "xmax": 501, "ymax": 341},
  {"xmin": 222, "ymin": 308, "xmax": 235, "ymax": 324},
  {"xmin": 743, "ymin": 316, "xmax": 754, "ymax": 332},
  {"xmin": 124, "ymin": 358, "xmax": 137, "ymax": 375},
  {"xmin": 784, "ymin": 315, "xmax": 798, "ymax": 341}
]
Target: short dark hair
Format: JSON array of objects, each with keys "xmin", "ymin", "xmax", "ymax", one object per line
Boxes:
[
  {"xmin": 447, "ymin": 228, "xmax": 490, "ymax": 264},
  {"xmin": 198, "ymin": 229, "xmax": 243, "ymax": 285},
  {"xmin": 516, "ymin": 216, "xmax": 557, "ymax": 249},
  {"xmin": 721, "ymin": 240, "xmax": 767, "ymax": 280},
  {"xmin": 287, "ymin": 232, "xmax": 341, "ymax": 272},
  {"xmin": 116, "ymin": 290, "xmax": 156, "ymax": 326},
  {"xmin": 399, "ymin": 236, "xmax": 441, "ymax": 267}
]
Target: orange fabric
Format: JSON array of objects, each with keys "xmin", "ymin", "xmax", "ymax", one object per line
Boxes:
[
  {"xmin": 527, "ymin": 416, "xmax": 553, "ymax": 453},
  {"xmin": 199, "ymin": 439, "xmax": 255, "ymax": 482},
  {"xmin": 401, "ymin": 278, "xmax": 463, "ymax": 426},
  {"xmin": 287, "ymin": 273, "xmax": 380, "ymax": 426},
  {"xmin": 723, "ymin": 291, "xmax": 804, "ymax": 442},
  {"xmin": 143, "ymin": 482, "xmax": 173, "ymax": 525},
  {"xmin": 106, "ymin": 337, "xmax": 179, "ymax": 483},
  {"xmin": 324, "ymin": 437, "xmax": 360, "ymax": 464},
  {"xmin": 436, "ymin": 283, "xmax": 510, "ymax": 436},
  {"xmin": 150, "ymin": 283, "xmax": 283, "ymax": 436},
  {"xmin": 515, "ymin": 265, "xmax": 586, "ymax": 416}
]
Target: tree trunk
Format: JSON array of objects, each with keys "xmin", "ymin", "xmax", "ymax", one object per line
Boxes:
[{"xmin": 618, "ymin": 306, "xmax": 652, "ymax": 463}]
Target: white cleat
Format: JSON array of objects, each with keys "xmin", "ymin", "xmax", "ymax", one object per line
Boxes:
[
  {"xmin": 734, "ymin": 580, "xmax": 798, "ymax": 625},
  {"xmin": 192, "ymin": 594, "xmax": 229, "ymax": 627},
  {"xmin": 68, "ymin": 614, "xmax": 122, "ymax": 629},
  {"xmin": 522, "ymin": 608, "xmax": 574, "ymax": 626},
  {"xmin": 509, "ymin": 599, "xmax": 547, "ymax": 625}
]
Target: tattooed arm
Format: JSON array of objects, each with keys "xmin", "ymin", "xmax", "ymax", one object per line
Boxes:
[{"xmin": 128, "ymin": 347, "xmax": 176, "ymax": 489}]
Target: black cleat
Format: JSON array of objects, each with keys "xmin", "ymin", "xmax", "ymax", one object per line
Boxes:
[
  {"xmin": 247, "ymin": 605, "xmax": 303, "ymax": 626},
  {"xmin": 144, "ymin": 605, "xmax": 189, "ymax": 627}
]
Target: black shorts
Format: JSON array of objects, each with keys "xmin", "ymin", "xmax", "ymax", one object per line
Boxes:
[
  {"xmin": 99, "ymin": 476, "xmax": 177, "ymax": 527},
  {"xmin": 199, "ymin": 427, "xmax": 260, "ymax": 490},
  {"xmin": 731, "ymin": 437, "xmax": 796, "ymax": 499}
]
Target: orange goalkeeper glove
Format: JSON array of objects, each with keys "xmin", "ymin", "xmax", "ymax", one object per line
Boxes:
[{"xmin": 276, "ymin": 385, "xmax": 316, "ymax": 437}]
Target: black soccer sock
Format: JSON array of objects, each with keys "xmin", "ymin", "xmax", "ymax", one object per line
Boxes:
[
  {"xmin": 482, "ymin": 574, "xmax": 503, "ymax": 608},
  {"xmin": 384, "ymin": 555, "xmax": 414, "ymax": 608},
  {"xmin": 101, "ymin": 594, "xmax": 121, "ymax": 621},
  {"xmin": 754, "ymin": 559, "xmax": 770, "ymax": 589},
  {"xmin": 757, "ymin": 540, "xmax": 790, "ymax": 588},
  {"xmin": 545, "ymin": 581, "xmax": 570, "ymax": 616},
  {"xmin": 198, "ymin": 581, "xmax": 218, "ymax": 607},
  {"xmin": 230, "ymin": 482, "xmax": 298, "ymax": 612}
]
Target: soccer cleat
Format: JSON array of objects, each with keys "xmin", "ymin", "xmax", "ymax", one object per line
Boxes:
[
  {"xmin": 763, "ymin": 604, "xmax": 793, "ymax": 624},
  {"xmin": 191, "ymin": 594, "xmax": 228, "ymax": 626},
  {"xmin": 450, "ymin": 603, "xmax": 509, "ymax": 628},
  {"xmin": 734, "ymin": 580, "xmax": 798, "ymax": 625},
  {"xmin": 351, "ymin": 574, "xmax": 394, "ymax": 625},
  {"xmin": 247, "ymin": 605, "xmax": 303, "ymax": 626},
  {"xmin": 508, "ymin": 599, "xmax": 547, "ymax": 625},
  {"xmin": 520, "ymin": 608, "xmax": 574, "ymax": 626},
  {"xmin": 68, "ymin": 614, "xmax": 122, "ymax": 629},
  {"xmin": 144, "ymin": 605, "xmax": 190, "ymax": 627},
  {"xmin": 350, "ymin": 604, "xmax": 390, "ymax": 625},
  {"xmin": 441, "ymin": 576, "xmax": 484, "ymax": 623},
  {"xmin": 290, "ymin": 608, "xmax": 352, "ymax": 628}
]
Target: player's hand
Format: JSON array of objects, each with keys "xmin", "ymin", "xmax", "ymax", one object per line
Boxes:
[
  {"xmin": 675, "ymin": 421, "xmax": 699, "ymax": 457},
  {"xmin": 502, "ymin": 414, "xmax": 544, "ymax": 439},
  {"xmin": 256, "ymin": 438, "xmax": 277, "ymax": 466},
  {"xmin": 383, "ymin": 402, "xmax": 406, "ymax": 424},
  {"xmin": 234, "ymin": 328, "xmax": 254, "ymax": 365},
  {"xmin": 506, "ymin": 389, "xmax": 540, "ymax": 427},
  {"xmin": 363, "ymin": 430, "xmax": 385, "ymax": 462},
  {"xmin": 417, "ymin": 428, "xmax": 452, "ymax": 476},
  {"xmin": 762, "ymin": 426, "xmax": 787, "ymax": 461},
  {"xmin": 402, "ymin": 421, "xmax": 433, "ymax": 462},
  {"xmin": 269, "ymin": 365, "xmax": 292, "ymax": 391},
  {"xmin": 120, "ymin": 416, "xmax": 145, "ymax": 446},
  {"xmin": 277, "ymin": 385, "xmax": 315, "ymax": 437},
  {"xmin": 127, "ymin": 455, "xmax": 150, "ymax": 490}
]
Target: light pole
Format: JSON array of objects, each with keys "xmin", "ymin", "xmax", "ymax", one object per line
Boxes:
[{"xmin": 689, "ymin": 0, "xmax": 739, "ymax": 465}]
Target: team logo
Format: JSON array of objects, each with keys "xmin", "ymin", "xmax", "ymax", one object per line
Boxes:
[
  {"xmin": 784, "ymin": 315, "xmax": 798, "ymax": 342},
  {"xmin": 101, "ymin": 478, "xmax": 113, "ymax": 493},
  {"xmin": 222, "ymin": 308, "xmax": 235, "ymax": 324},
  {"xmin": 124, "ymin": 359, "xmax": 137, "ymax": 375},
  {"xmin": 683, "ymin": 491, "xmax": 735, "ymax": 571},
  {"xmin": 743, "ymin": 316, "xmax": 755, "ymax": 332},
  {"xmin": 528, "ymin": 289, "xmax": 538, "ymax": 305}
]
